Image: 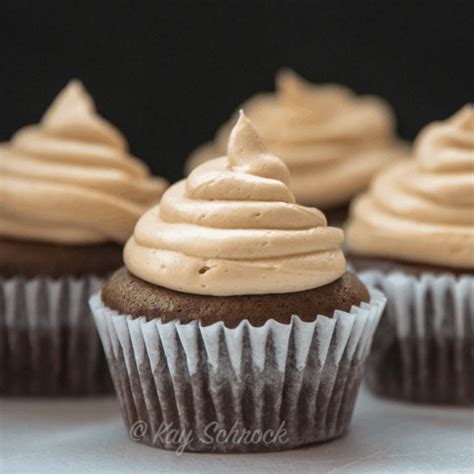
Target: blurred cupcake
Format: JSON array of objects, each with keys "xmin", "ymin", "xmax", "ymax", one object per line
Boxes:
[
  {"xmin": 90, "ymin": 112, "xmax": 385, "ymax": 452},
  {"xmin": 185, "ymin": 69, "xmax": 406, "ymax": 224},
  {"xmin": 0, "ymin": 80, "xmax": 167, "ymax": 395},
  {"xmin": 345, "ymin": 105, "xmax": 474, "ymax": 404}
]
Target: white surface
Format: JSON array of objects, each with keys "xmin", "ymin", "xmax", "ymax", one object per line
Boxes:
[{"xmin": 1, "ymin": 387, "xmax": 473, "ymax": 474}]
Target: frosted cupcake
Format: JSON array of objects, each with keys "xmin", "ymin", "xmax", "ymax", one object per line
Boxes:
[
  {"xmin": 0, "ymin": 80, "xmax": 167, "ymax": 395},
  {"xmin": 346, "ymin": 105, "xmax": 474, "ymax": 404},
  {"xmin": 90, "ymin": 113, "xmax": 385, "ymax": 452},
  {"xmin": 186, "ymin": 69, "xmax": 406, "ymax": 224}
]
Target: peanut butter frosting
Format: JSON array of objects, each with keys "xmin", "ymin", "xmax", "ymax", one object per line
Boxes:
[
  {"xmin": 0, "ymin": 80, "xmax": 167, "ymax": 245},
  {"xmin": 346, "ymin": 105, "xmax": 474, "ymax": 269},
  {"xmin": 186, "ymin": 69, "xmax": 406, "ymax": 208},
  {"xmin": 125, "ymin": 112, "xmax": 345, "ymax": 296}
]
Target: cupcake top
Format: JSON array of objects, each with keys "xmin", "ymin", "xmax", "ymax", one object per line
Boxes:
[
  {"xmin": 0, "ymin": 81, "xmax": 167, "ymax": 245},
  {"xmin": 346, "ymin": 105, "xmax": 474, "ymax": 269},
  {"xmin": 125, "ymin": 112, "xmax": 345, "ymax": 296},
  {"xmin": 186, "ymin": 69, "xmax": 406, "ymax": 207}
]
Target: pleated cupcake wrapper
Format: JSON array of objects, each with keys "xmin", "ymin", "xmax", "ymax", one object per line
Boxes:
[
  {"xmin": 90, "ymin": 289, "xmax": 385, "ymax": 453},
  {"xmin": 0, "ymin": 275, "xmax": 113, "ymax": 396},
  {"xmin": 359, "ymin": 271, "xmax": 474, "ymax": 405}
]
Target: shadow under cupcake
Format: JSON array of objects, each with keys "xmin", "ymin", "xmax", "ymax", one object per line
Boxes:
[{"xmin": 90, "ymin": 112, "xmax": 385, "ymax": 452}]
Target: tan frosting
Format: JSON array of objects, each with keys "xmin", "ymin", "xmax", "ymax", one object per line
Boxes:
[
  {"xmin": 0, "ymin": 80, "xmax": 167, "ymax": 244},
  {"xmin": 186, "ymin": 69, "xmax": 406, "ymax": 207},
  {"xmin": 346, "ymin": 105, "xmax": 474, "ymax": 269},
  {"xmin": 125, "ymin": 112, "xmax": 345, "ymax": 296}
]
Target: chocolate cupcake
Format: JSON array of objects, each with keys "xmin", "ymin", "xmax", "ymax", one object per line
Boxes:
[
  {"xmin": 0, "ymin": 80, "xmax": 167, "ymax": 395},
  {"xmin": 345, "ymin": 105, "xmax": 474, "ymax": 405},
  {"xmin": 185, "ymin": 69, "xmax": 406, "ymax": 225},
  {"xmin": 90, "ymin": 113, "xmax": 385, "ymax": 452}
]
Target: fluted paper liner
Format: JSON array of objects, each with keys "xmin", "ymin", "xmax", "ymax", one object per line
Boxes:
[
  {"xmin": 359, "ymin": 271, "xmax": 474, "ymax": 405},
  {"xmin": 0, "ymin": 275, "xmax": 113, "ymax": 396},
  {"xmin": 90, "ymin": 289, "xmax": 385, "ymax": 453}
]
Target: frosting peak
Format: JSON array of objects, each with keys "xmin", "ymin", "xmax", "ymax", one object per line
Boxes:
[
  {"xmin": 453, "ymin": 104, "xmax": 474, "ymax": 129},
  {"xmin": 1, "ymin": 81, "xmax": 167, "ymax": 245},
  {"xmin": 185, "ymin": 113, "xmax": 294, "ymax": 204},
  {"xmin": 41, "ymin": 80, "xmax": 127, "ymax": 150},
  {"xmin": 227, "ymin": 111, "xmax": 292, "ymax": 187},
  {"xmin": 346, "ymin": 105, "xmax": 474, "ymax": 269},
  {"xmin": 276, "ymin": 69, "xmax": 315, "ymax": 103},
  {"xmin": 415, "ymin": 104, "xmax": 474, "ymax": 173},
  {"xmin": 186, "ymin": 69, "xmax": 406, "ymax": 207},
  {"xmin": 125, "ymin": 113, "xmax": 345, "ymax": 296}
]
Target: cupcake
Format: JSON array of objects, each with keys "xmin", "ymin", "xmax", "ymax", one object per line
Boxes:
[
  {"xmin": 90, "ymin": 112, "xmax": 385, "ymax": 452},
  {"xmin": 185, "ymin": 69, "xmax": 406, "ymax": 224},
  {"xmin": 345, "ymin": 105, "xmax": 474, "ymax": 404},
  {"xmin": 0, "ymin": 80, "xmax": 167, "ymax": 395}
]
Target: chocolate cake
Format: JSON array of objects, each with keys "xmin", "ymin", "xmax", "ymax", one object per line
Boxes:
[
  {"xmin": 102, "ymin": 268, "xmax": 369, "ymax": 327},
  {"xmin": 0, "ymin": 238, "xmax": 123, "ymax": 278},
  {"xmin": 345, "ymin": 105, "xmax": 474, "ymax": 405},
  {"xmin": 1, "ymin": 80, "xmax": 166, "ymax": 396},
  {"xmin": 90, "ymin": 113, "xmax": 384, "ymax": 452}
]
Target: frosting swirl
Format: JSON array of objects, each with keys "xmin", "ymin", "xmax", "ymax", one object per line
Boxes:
[
  {"xmin": 125, "ymin": 112, "xmax": 345, "ymax": 296},
  {"xmin": 346, "ymin": 105, "xmax": 474, "ymax": 269},
  {"xmin": 186, "ymin": 69, "xmax": 406, "ymax": 207},
  {"xmin": 0, "ymin": 80, "xmax": 167, "ymax": 244}
]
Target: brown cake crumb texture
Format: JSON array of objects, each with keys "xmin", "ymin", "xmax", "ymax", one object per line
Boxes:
[
  {"xmin": 102, "ymin": 268, "xmax": 369, "ymax": 327},
  {"xmin": 0, "ymin": 238, "xmax": 123, "ymax": 278}
]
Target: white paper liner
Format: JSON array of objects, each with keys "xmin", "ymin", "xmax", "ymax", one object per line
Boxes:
[
  {"xmin": 358, "ymin": 271, "xmax": 474, "ymax": 404},
  {"xmin": 90, "ymin": 288, "xmax": 385, "ymax": 453},
  {"xmin": 0, "ymin": 275, "xmax": 113, "ymax": 396}
]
